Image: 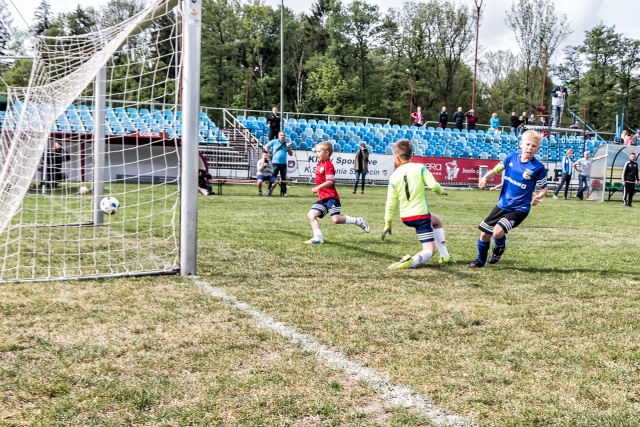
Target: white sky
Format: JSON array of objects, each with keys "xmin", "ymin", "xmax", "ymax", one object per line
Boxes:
[{"xmin": 8, "ymin": 0, "xmax": 640, "ymax": 67}]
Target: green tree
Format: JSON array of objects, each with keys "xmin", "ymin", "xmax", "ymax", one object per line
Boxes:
[
  {"xmin": 330, "ymin": 0, "xmax": 382, "ymax": 107},
  {"xmin": 200, "ymin": 0, "xmax": 244, "ymax": 108},
  {"xmin": 578, "ymin": 24, "xmax": 621, "ymax": 131},
  {"xmin": 32, "ymin": 0, "xmax": 53, "ymax": 36},
  {"xmin": 0, "ymin": 0, "xmax": 14, "ymax": 57},
  {"xmin": 505, "ymin": 0, "xmax": 571, "ymax": 108},
  {"xmin": 480, "ymin": 50, "xmax": 520, "ymax": 113},
  {"xmin": 304, "ymin": 57, "xmax": 356, "ymax": 115}
]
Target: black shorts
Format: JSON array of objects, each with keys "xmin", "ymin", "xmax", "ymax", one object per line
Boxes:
[{"xmin": 478, "ymin": 206, "xmax": 529, "ymax": 235}]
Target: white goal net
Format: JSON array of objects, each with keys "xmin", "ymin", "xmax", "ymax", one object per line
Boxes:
[{"xmin": 0, "ymin": 0, "xmax": 184, "ymax": 282}]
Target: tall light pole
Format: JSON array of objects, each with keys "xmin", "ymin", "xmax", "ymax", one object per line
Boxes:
[
  {"xmin": 406, "ymin": 69, "xmax": 414, "ymax": 124},
  {"xmin": 280, "ymin": 0, "xmax": 284, "ymax": 131},
  {"xmin": 471, "ymin": 0, "xmax": 483, "ymax": 111},
  {"xmin": 534, "ymin": 38, "xmax": 548, "ymax": 114}
]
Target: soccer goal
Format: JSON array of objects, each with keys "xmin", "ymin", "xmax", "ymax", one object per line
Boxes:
[{"xmin": 0, "ymin": 0, "xmax": 201, "ymax": 282}]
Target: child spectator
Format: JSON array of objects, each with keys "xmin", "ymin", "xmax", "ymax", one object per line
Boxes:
[{"xmin": 305, "ymin": 142, "xmax": 369, "ymax": 244}]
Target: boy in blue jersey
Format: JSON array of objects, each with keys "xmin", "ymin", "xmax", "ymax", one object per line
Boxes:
[
  {"xmin": 384, "ymin": 139, "xmax": 450, "ymax": 269},
  {"xmin": 468, "ymin": 130, "xmax": 548, "ymax": 268}
]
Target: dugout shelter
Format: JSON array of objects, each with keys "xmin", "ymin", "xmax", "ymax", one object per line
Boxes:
[{"xmin": 588, "ymin": 144, "xmax": 640, "ymax": 202}]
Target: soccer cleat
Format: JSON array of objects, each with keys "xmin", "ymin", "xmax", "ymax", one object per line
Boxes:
[
  {"xmin": 488, "ymin": 246, "xmax": 505, "ymax": 264},
  {"xmin": 552, "ymin": 195, "xmax": 558, "ymax": 200},
  {"xmin": 563, "ymin": 197, "xmax": 570, "ymax": 200},
  {"xmin": 258, "ymin": 191, "xmax": 263, "ymax": 196},
  {"xmin": 356, "ymin": 218, "xmax": 370, "ymax": 233},
  {"xmin": 388, "ymin": 254, "xmax": 412, "ymax": 269},
  {"xmin": 439, "ymin": 256, "xmax": 454, "ymax": 264},
  {"xmin": 305, "ymin": 237, "xmax": 324, "ymax": 244},
  {"xmin": 467, "ymin": 260, "xmax": 485, "ymax": 268},
  {"xmin": 267, "ymin": 189, "xmax": 272, "ymax": 196}
]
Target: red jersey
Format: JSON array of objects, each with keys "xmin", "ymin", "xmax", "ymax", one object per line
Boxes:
[{"xmin": 316, "ymin": 159, "xmax": 340, "ymax": 200}]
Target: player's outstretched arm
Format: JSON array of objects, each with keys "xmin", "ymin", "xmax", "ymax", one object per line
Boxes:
[
  {"xmin": 531, "ymin": 187, "xmax": 548, "ymax": 205},
  {"xmin": 479, "ymin": 162, "xmax": 503, "ymax": 189}
]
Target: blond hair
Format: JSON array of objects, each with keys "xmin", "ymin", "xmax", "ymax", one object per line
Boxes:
[
  {"xmin": 316, "ymin": 141, "xmax": 333, "ymax": 155},
  {"xmin": 521, "ymin": 130, "xmax": 542, "ymax": 145},
  {"xmin": 393, "ymin": 139, "xmax": 413, "ymax": 161}
]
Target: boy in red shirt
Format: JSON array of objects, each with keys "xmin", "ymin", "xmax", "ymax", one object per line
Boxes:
[{"xmin": 306, "ymin": 142, "xmax": 370, "ymax": 244}]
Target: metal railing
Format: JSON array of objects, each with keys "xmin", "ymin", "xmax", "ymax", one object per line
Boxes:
[{"xmin": 227, "ymin": 108, "xmax": 392, "ymax": 126}]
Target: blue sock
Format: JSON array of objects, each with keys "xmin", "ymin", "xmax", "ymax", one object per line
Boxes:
[
  {"xmin": 493, "ymin": 235, "xmax": 507, "ymax": 250},
  {"xmin": 477, "ymin": 239, "xmax": 490, "ymax": 264}
]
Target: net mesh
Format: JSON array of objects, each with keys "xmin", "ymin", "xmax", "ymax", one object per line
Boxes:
[{"xmin": 0, "ymin": 0, "xmax": 182, "ymax": 282}]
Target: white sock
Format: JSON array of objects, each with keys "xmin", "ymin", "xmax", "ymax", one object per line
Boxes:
[
  {"xmin": 344, "ymin": 216, "xmax": 357, "ymax": 224},
  {"xmin": 313, "ymin": 229, "xmax": 323, "ymax": 240},
  {"xmin": 409, "ymin": 249, "xmax": 433, "ymax": 268},
  {"xmin": 433, "ymin": 228, "xmax": 450, "ymax": 259}
]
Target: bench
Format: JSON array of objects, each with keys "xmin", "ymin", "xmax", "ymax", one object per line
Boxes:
[
  {"xmin": 212, "ymin": 179, "xmax": 295, "ymax": 195},
  {"xmin": 605, "ymin": 182, "xmax": 623, "ymax": 200}
]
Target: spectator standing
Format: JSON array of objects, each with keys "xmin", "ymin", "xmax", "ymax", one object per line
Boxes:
[
  {"xmin": 453, "ymin": 107, "xmax": 465, "ymax": 131},
  {"xmin": 553, "ymin": 149, "xmax": 574, "ymax": 200},
  {"xmin": 465, "ymin": 109, "xmax": 478, "ymax": 131},
  {"xmin": 44, "ymin": 142, "xmax": 70, "ymax": 188},
  {"xmin": 621, "ymin": 152, "xmax": 639, "ymax": 207},
  {"xmin": 264, "ymin": 131, "xmax": 293, "ymax": 196},
  {"xmin": 527, "ymin": 114, "xmax": 536, "ymax": 126},
  {"xmin": 550, "ymin": 81, "xmax": 569, "ymax": 127},
  {"xmin": 438, "ymin": 106, "xmax": 448, "ymax": 129},
  {"xmin": 256, "ymin": 151, "xmax": 278, "ymax": 196},
  {"xmin": 490, "ymin": 113, "xmax": 500, "ymax": 135},
  {"xmin": 411, "ymin": 106, "xmax": 424, "ymax": 127},
  {"xmin": 518, "ymin": 112, "xmax": 528, "ymax": 135},
  {"xmin": 266, "ymin": 106, "xmax": 281, "ymax": 141},
  {"xmin": 352, "ymin": 142, "xmax": 369, "ymax": 194},
  {"xmin": 509, "ymin": 112, "xmax": 521, "ymax": 135},
  {"xmin": 574, "ymin": 151, "xmax": 608, "ymax": 200},
  {"xmin": 633, "ymin": 130, "xmax": 640, "ymax": 146}
]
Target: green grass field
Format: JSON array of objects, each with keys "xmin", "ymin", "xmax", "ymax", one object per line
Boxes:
[{"xmin": 2, "ymin": 183, "xmax": 640, "ymax": 426}]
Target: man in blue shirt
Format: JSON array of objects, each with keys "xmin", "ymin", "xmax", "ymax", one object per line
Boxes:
[
  {"xmin": 468, "ymin": 130, "xmax": 548, "ymax": 267},
  {"xmin": 553, "ymin": 149, "xmax": 574, "ymax": 200},
  {"xmin": 264, "ymin": 131, "xmax": 293, "ymax": 196}
]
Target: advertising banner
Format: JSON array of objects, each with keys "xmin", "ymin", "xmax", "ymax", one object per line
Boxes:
[
  {"xmin": 287, "ymin": 151, "xmax": 396, "ymax": 181},
  {"xmin": 286, "ymin": 151, "xmax": 503, "ymax": 185},
  {"xmin": 411, "ymin": 156, "xmax": 502, "ymax": 185}
]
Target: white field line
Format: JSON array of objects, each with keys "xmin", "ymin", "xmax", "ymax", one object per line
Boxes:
[{"xmin": 193, "ymin": 279, "xmax": 475, "ymax": 427}]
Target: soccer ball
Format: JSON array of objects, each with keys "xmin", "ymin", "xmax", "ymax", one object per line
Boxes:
[
  {"xmin": 78, "ymin": 186, "xmax": 89, "ymax": 195},
  {"xmin": 100, "ymin": 196, "xmax": 120, "ymax": 215}
]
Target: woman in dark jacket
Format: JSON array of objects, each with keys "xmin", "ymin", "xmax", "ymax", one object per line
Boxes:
[{"xmin": 353, "ymin": 142, "xmax": 369, "ymax": 194}]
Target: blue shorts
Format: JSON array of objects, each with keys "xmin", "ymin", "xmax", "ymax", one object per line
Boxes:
[
  {"xmin": 402, "ymin": 217, "xmax": 434, "ymax": 243},
  {"xmin": 257, "ymin": 174, "xmax": 277, "ymax": 184},
  {"xmin": 310, "ymin": 198, "xmax": 341, "ymax": 219}
]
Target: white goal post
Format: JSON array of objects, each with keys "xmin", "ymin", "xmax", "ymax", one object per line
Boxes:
[{"xmin": 0, "ymin": 0, "xmax": 200, "ymax": 282}]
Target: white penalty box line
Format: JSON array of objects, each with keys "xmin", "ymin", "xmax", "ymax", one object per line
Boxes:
[{"xmin": 193, "ymin": 279, "xmax": 474, "ymax": 427}]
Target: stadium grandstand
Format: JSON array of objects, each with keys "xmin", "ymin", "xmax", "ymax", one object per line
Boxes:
[{"xmin": 0, "ymin": 102, "xmax": 609, "ymax": 175}]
